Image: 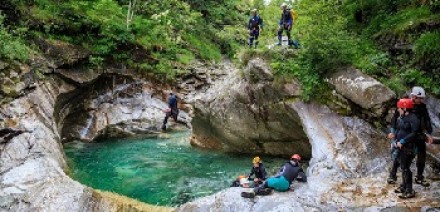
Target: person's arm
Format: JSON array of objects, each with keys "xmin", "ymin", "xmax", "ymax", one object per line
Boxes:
[
  {"xmin": 259, "ymin": 17, "xmax": 264, "ymax": 30},
  {"xmin": 279, "ymin": 14, "xmax": 283, "ymax": 25},
  {"xmin": 260, "ymin": 165, "xmax": 267, "ymax": 179},
  {"xmin": 248, "ymin": 18, "xmax": 252, "ymax": 30},
  {"xmin": 422, "ymin": 105, "xmax": 433, "ymax": 135},
  {"xmin": 248, "ymin": 167, "xmax": 255, "ymax": 180},
  {"xmin": 297, "ymin": 170, "xmax": 307, "ymax": 182},
  {"xmin": 388, "ymin": 109, "xmax": 399, "ymax": 139},
  {"xmin": 274, "ymin": 165, "xmax": 285, "ymax": 178}
]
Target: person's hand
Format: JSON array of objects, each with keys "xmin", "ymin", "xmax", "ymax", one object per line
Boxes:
[
  {"xmin": 426, "ymin": 135, "xmax": 433, "ymax": 145},
  {"xmin": 387, "ymin": 133, "xmax": 395, "ymax": 139},
  {"xmin": 254, "ymin": 178, "xmax": 259, "ymax": 183},
  {"xmin": 397, "ymin": 142, "xmax": 402, "ymax": 149}
]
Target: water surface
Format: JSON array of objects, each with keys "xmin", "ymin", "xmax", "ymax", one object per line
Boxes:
[{"xmin": 64, "ymin": 131, "xmax": 288, "ymax": 206}]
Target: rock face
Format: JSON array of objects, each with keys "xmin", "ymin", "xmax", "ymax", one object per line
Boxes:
[
  {"xmin": 0, "ymin": 39, "xmax": 183, "ymax": 211},
  {"xmin": 179, "ymin": 101, "xmax": 440, "ymax": 211},
  {"xmin": 0, "ymin": 75, "xmax": 179, "ymax": 211},
  {"xmin": 183, "ymin": 58, "xmax": 440, "ymax": 210},
  {"xmin": 56, "ymin": 73, "xmax": 190, "ymax": 142},
  {"xmin": 189, "ymin": 58, "xmax": 310, "ymax": 157},
  {"xmin": 327, "ymin": 67, "xmax": 396, "ymax": 117}
]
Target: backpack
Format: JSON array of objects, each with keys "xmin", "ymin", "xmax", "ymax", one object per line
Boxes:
[{"xmin": 290, "ymin": 9, "xmax": 298, "ymax": 22}]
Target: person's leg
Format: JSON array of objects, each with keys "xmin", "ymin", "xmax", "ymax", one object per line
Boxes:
[
  {"xmin": 399, "ymin": 150, "xmax": 415, "ymax": 198},
  {"xmin": 254, "ymin": 30, "xmax": 259, "ymax": 48},
  {"xmin": 249, "ymin": 30, "xmax": 254, "ymax": 48},
  {"xmin": 388, "ymin": 148, "xmax": 400, "ymax": 184},
  {"xmin": 277, "ymin": 26, "xmax": 283, "ymax": 45},
  {"xmin": 286, "ymin": 25, "xmax": 292, "ymax": 45},
  {"xmin": 415, "ymin": 140, "xmax": 429, "ymax": 185},
  {"xmin": 162, "ymin": 112, "xmax": 171, "ymax": 130}
]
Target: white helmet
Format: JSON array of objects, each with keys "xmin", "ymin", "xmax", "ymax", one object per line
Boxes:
[
  {"xmin": 239, "ymin": 178, "xmax": 249, "ymax": 185},
  {"xmin": 411, "ymin": 86, "xmax": 426, "ymax": 98},
  {"xmin": 281, "ymin": 3, "xmax": 287, "ymax": 8}
]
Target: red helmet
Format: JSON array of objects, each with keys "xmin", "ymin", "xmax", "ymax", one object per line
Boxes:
[
  {"xmin": 397, "ymin": 98, "xmax": 413, "ymax": 109},
  {"xmin": 291, "ymin": 154, "xmax": 301, "ymax": 161}
]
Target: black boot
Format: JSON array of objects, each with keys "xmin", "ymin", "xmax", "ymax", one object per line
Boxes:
[
  {"xmin": 241, "ymin": 191, "xmax": 255, "ymax": 198},
  {"xmin": 398, "ymin": 190, "xmax": 415, "ymax": 199},
  {"xmin": 387, "ymin": 177, "xmax": 397, "ymax": 184},
  {"xmin": 415, "ymin": 176, "xmax": 430, "ymax": 187}
]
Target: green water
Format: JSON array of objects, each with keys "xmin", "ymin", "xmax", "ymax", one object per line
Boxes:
[{"xmin": 64, "ymin": 131, "xmax": 287, "ymax": 206}]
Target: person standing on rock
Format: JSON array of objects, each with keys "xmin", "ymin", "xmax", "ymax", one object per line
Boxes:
[
  {"xmin": 161, "ymin": 92, "xmax": 179, "ymax": 131},
  {"xmin": 242, "ymin": 154, "xmax": 306, "ymax": 198},
  {"xmin": 388, "ymin": 86, "xmax": 433, "ymax": 187},
  {"xmin": 248, "ymin": 156, "xmax": 267, "ymax": 186},
  {"xmin": 392, "ymin": 98, "xmax": 420, "ymax": 199},
  {"xmin": 248, "ymin": 8, "xmax": 263, "ymax": 48},
  {"xmin": 277, "ymin": 3, "xmax": 297, "ymax": 47}
]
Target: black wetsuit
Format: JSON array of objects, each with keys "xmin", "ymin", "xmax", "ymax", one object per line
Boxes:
[
  {"xmin": 390, "ymin": 103, "xmax": 432, "ymax": 180},
  {"xmin": 162, "ymin": 94, "xmax": 179, "ymax": 130},
  {"xmin": 394, "ymin": 112, "xmax": 420, "ymax": 193},
  {"xmin": 248, "ymin": 163, "xmax": 267, "ymax": 181}
]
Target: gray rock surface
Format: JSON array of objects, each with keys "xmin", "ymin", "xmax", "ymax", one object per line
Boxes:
[
  {"xmin": 0, "ymin": 74, "xmax": 178, "ymax": 211},
  {"xmin": 327, "ymin": 67, "xmax": 396, "ymax": 117},
  {"xmin": 188, "ymin": 58, "xmax": 310, "ymax": 157},
  {"xmin": 179, "ymin": 101, "xmax": 440, "ymax": 211}
]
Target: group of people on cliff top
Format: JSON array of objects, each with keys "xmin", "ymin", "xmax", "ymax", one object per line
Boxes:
[
  {"xmin": 231, "ymin": 154, "xmax": 307, "ymax": 198},
  {"xmin": 248, "ymin": 3, "xmax": 299, "ymax": 49}
]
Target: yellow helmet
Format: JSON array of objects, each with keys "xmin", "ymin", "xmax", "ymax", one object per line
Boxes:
[{"xmin": 252, "ymin": 156, "xmax": 261, "ymax": 164}]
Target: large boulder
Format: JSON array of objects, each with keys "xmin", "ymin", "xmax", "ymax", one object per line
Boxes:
[
  {"xmin": 189, "ymin": 59, "xmax": 310, "ymax": 158},
  {"xmin": 327, "ymin": 67, "xmax": 396, "ymax": 117}
]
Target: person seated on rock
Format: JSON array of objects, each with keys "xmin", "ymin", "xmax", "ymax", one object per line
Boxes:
[
  {"xmin": 248, "ymin": 156, "xmax": 267, "ymax": 187},
  {"xmin": 392, "ymin": 98, "xmax": 420, "ymax": 199},
  {"xmin": 231, "ymin": 175, "xmax": 246, "ymax": 187},
  {"xmin": 242, "ymin": 154, "xmax": 306, "ymax": 198}
]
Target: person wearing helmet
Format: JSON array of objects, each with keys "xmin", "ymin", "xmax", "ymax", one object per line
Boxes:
[
  {"xmin": 277, "ymin": 3, "xmax": 297, "ymax": 47},
  {"xmin": 248, "ymin": 156, "xmax": 267, "ymax": 186},
  {"xmin": 231, "ymin": 175, "xmax": 247, "ymax": 187},
  {"xmin": 388, "ymin": 86, "xmax": 433, "ymax": 187},
  {"xmin": 389, "ymin": 98, "xmax": 420, "ymax": 199},
  {"xmin": 243, "ymin": 154, "xmax": 306, "ymax": 198},
  {"xmin": 248, "ymin": 9, "xmax": 264, "ymax": 48},
  {"xmin": 410, "ymin": 86, "xmax": 433, "ymax": 187}
]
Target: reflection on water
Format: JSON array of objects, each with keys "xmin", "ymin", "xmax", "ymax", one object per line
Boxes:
[{"xmin": 64, "ymin": 131, "xmax": 287, "ymax": 206}]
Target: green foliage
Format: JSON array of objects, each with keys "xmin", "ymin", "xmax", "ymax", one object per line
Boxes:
[
  {"xmin": 414, "ymin": 31, "xmax": 440, "ymax": 69},
  {"xmin": 256, "ymin": 0, "xmax": 381, "ymax": 101},
  {"xmin": 184, "ymin": 33, "xmax": 222, "ymax": 62},
  {"xmin": 8, "ymin": 0, "xmax": 245, "ymax": 81},
  {"xmin": 0, "ymin": 15, "xmax": 30, "ymax": 62}
]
